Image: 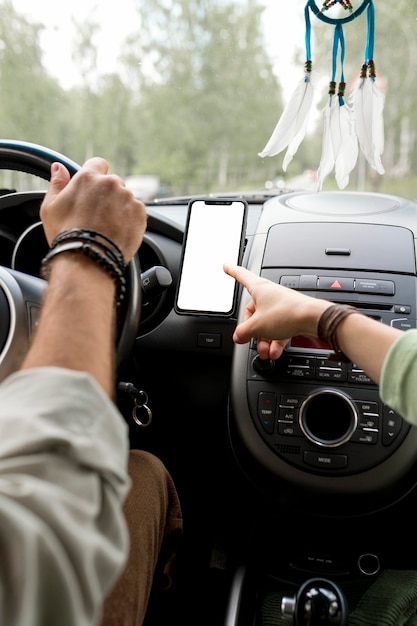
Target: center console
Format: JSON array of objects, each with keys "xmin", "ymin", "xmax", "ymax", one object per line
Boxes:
[{"xmin": 229, "ymin": 191, "xmax": 417, "ymax": 507}]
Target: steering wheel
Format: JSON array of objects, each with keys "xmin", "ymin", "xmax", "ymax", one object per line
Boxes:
[{"xmin": 0, "ymin": 139, "xmax": 141, "ymax": 381}]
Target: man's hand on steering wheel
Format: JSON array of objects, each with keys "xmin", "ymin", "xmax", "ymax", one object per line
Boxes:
[{"xmin": 41, "ymin": 158, "xmax": 147, "ymax": 264}]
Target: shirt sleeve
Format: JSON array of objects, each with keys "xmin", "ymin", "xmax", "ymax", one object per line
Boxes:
[
  {"xmin": 380, "ymin": 329, "xmax": 417, "ymax": 426},
  {"xmin": 0, "ymin": 367, "xmax": 131, "ymax": 626}
]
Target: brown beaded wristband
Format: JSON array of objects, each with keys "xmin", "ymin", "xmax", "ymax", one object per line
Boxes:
[{"xmin": 317, "ymin": 303, "xmax": 360, "ymax": 363}]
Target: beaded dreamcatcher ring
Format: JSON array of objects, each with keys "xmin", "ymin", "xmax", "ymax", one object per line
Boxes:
[{"xmin": 258, "ymin": 0, "xmax": 384, "ymax": 191}]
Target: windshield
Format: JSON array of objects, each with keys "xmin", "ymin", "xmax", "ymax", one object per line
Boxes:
[{"xmin": 1, "ymin": 0, "xmax": 416, "ymax": 198}]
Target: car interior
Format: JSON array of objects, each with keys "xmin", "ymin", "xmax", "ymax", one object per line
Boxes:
[
  {"xmin": 2, "ymin": 0, "xmax": 417, "ymax": 623},
  {"xmin": 1, "ymin": 139, "xmax": 417, "ymax": 626}
]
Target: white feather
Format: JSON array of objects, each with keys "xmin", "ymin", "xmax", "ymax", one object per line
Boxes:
[
  {"xmin": 316, "ymin": 98, "xmax": 336, "ymax": 191},
  {"xmin": 282, "ymin": 102, "xmax": 312, "ymax": 171},
  {"xmin": 258, "ymin": 72, "xmax": 314, "ymax": 163},
  {"xmin": 316, "ymin": 96, "xmax": 358, "ymax": 191},
  {"xmin": 369, "ymin": 79, "xmax": 385, "ymax": 174},
  {"xmin": 351, "ymin": 77, "xmax": 385, "ymax": 174},
  {"xmin": 334, "ymin": 101, "xmax": 359, "ymax": 189}
]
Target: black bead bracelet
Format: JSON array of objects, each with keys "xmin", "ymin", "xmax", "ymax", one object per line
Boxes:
[{"xmin": 40, "ymin": 229, "xmax": 127, "ymax": 312}]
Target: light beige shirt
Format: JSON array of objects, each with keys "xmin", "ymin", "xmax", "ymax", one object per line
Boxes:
[{"xmin": 0, "ymin": 367, "xmax": 130, "ymax": 626}]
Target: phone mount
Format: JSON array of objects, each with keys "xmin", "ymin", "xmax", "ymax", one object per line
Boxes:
[{"xmin": 281, "ymin": 578, "xmax": 348, "ymax": 626}]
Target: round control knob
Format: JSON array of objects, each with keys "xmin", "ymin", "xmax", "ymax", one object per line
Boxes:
[
  {"xmin": 252, "ymin": 354, "xmax": 275, "ymax": 374},
  {"xmin": 299, "ymin": 388, "xmax": 358, "ymax": 448}
]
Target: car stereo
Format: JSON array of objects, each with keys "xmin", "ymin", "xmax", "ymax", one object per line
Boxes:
[
  {"xmin": 232, "ymin": 199, "xmax": 417, "ymax": 482},
  {"xmin": 246, "ymin": 258, "xmax": 417, "ymax": 476}
]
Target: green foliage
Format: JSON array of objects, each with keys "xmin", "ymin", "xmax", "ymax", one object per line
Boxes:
[
  {"xmin": 0, "ymin": 0, "xmax": 284, "ymax": 194},
  {"xmin": 0, "ymin": 0, "xmax": 416, "ymax": 196},
  {"xmin": 133, "ymin": 0, "xmax": 283, "ymax": 193},
  {"xmin": 0, "ymin": 1, "xmax": 71, "ymax": 149}
]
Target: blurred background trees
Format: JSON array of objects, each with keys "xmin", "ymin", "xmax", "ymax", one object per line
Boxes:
[{"xmin": 0, "ymin": 0, "xmax": 416, "ymax": 196}]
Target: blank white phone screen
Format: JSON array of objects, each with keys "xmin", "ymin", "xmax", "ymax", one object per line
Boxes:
[{"xmin": 176, "ymin": 200, "xmax": 246, "ymax": 314}]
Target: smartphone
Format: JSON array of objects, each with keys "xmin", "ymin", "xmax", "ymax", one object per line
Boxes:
[{"xmin": 175, "ymin": 198, "xmax": 247, "ymax": 316}]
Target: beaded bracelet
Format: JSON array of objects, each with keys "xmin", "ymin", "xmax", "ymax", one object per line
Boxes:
[
  {"xmin": 317, "ymin": 303, "xmax": 360, "ymax": 363},
  {"xmin": 50, "ymin": 228, "xmax": 125, "ymax": 268},
  {"xmin": 40, "ymin": 229, "xmax": 127, "ymax": 312}
]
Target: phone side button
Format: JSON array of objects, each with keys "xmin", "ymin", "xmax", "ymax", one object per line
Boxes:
[{"xmin": 198, "ymin": 333, "xmax": 222, "ymax": 348}]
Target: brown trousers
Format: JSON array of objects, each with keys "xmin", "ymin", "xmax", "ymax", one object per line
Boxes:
[{"xmin": 100, "ymin": 449, "xmax": 183, "ymax": 626}]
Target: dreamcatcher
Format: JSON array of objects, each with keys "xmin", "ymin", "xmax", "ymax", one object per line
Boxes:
[{"xmin": 258, "ymin": 0, "xmax": 385, "ymax": 191}]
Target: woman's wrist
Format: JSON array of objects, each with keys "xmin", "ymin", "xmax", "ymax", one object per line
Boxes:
[
  {"xmin": 317, "ymin": 303, "xmax": 360, "ymax": 362},
  {"xmin": 292, "ymin": 296, "xmax": 360, "ymax": 362},
  {"xmin": 295, "ymin": 297, "xmax": 331, "ymax": 338}
]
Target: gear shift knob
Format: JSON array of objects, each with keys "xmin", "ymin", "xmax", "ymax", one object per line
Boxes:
[{"xmin": 281, "ymin": 578, "xmax": 348, "ymax": 625}]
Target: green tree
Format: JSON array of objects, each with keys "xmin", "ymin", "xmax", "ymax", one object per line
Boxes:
[
  {"xmin": 93, "ymin": 73, "xmax": 142, "ymax": 176},
  {"xmin": 0, "ymin": 1, "xmax": 71, "ymax": 151},
  {"xmin": 376, "ymin": 0, "xmax": 417, "ymax": 180},
  {"xmin": 131, "ymin": 0, "xmax": 283, "ymax": 193}
]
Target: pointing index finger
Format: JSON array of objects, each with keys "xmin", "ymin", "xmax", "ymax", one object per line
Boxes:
[{"xmin": 223, "ymin": 263, "xmax": 257, "ymax": 295}]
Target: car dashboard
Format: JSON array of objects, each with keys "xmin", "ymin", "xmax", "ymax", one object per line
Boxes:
[
  {"xmin": 127, "ymin": 188, "xmax": 417, "ymax": 625},
  {"xmin": 2, "ymin": 170, "xmax": 417, "ymax": 625}
]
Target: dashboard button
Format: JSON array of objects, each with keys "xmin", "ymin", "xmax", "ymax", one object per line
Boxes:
[
  {"xmin": 299, "ymin": 274, "xmax": 318, "ymax": 289},
  {"xmin": 280, "ymin": 275, "xmax": 300, "ymax": 289},
  {"xmin": 318, "ymin": 276, "xmax": 355, "ymax": 291},
  {"xmin": 303, "ymin": 451, "xmax": 348, "ymax": 469},
  {"xmin": 347, "ymin": 365, "xmax": 373, "ymax": 384},
  {"xmin": 285, "ymin": 355, "xmax": 314, "ymax": 379},
  {"xmin": 394, "ymin": 304, "xmax": 411, "ymax": 314},
  {"xmin": 198, "ymin": 333, "xmax": 222, "ymax": 348},
  {"xmin": 382, "ymin": 406, "xmax": 403, "ymax": 445},
  {"xmin": 350, "ymin": 430, "xmax": 378, "ymax": 444},
  {"xmin": 391, "ymin": 318, "xmax": 416, "ymax": 330},
  {"xmin": 257, "ymin": 392, "xmax": 276, "ymax": 433},
  {"xmin": 355, "ymin": 279, "xmax": 395, "ymax": 295},
  {"xmin": 278, "ymin": 422, "xmax": 302, "ymax": 437}
]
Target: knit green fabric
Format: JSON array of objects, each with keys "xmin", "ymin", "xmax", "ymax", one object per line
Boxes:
[
  {"xmin": 261, "ymin": 589, "xmax": 294, "ymax": 626},
  {"xmin": 348, "ymin": 570, "xmax": 417, "ymax": 626}
]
